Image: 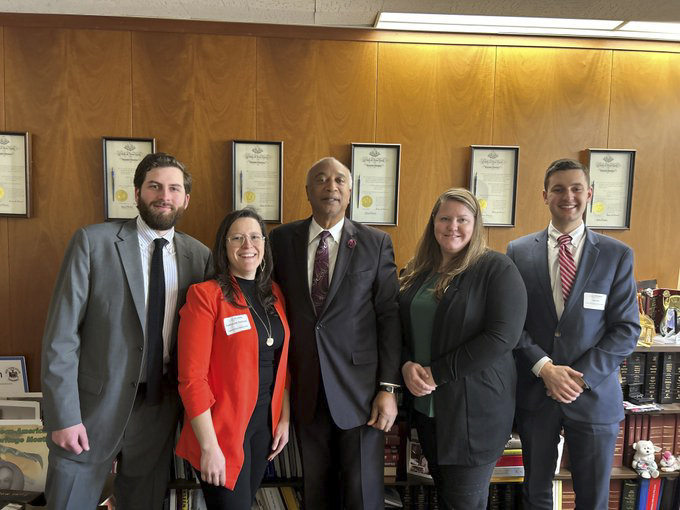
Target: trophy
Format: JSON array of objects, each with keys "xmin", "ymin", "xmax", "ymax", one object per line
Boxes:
[
  {"xmin": 637, "ymin": 293, "xmax": 656, "ymax": 347},
  {"xmin": 660, "ymin": 290, "xmax": 680, "ymax": 338}
]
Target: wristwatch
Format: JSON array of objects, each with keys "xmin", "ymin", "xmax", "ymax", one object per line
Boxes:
[{"xmin": 379, "ymin": 384, "xmax": 399, "ymax": 394}]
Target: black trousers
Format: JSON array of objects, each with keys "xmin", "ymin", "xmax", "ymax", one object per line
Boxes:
[
  {"xmin": 296, "ymin": 387, "xmax": 385, "ymax": 510},
  {"xmin": 414, "ymin": 411, "xmax": 496, "ymax": 510},
  {"xmin": 198, "ymin": 403, "xmax": 272, "ymax": 510}
]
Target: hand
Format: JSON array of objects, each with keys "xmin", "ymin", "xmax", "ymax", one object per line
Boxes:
[
  {"xmin": 367, "ymin": 391, "xmax": 398, "ymax": 431},
  {"xmin": 51, "ymin": 423, "xmax": 90, "ymax": 454},
  {"xmin": 199, "ymin": 445, "xmax": 226, "ymax": 487},
  {"xmin": 268, "ymin": 420, "xmax": 289, "ymax": 461},
  {"xmin": 539, "ymin": 362, "xmax": 584, "ymax": 403},
  {"xmin": 401, "ymin": 361, "xmax": 437, "ymax": 397}
]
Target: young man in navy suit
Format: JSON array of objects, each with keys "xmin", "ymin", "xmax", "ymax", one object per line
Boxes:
[{"xmin": 507, "ymin": 159, "xmax": 640, "ymax": 509}]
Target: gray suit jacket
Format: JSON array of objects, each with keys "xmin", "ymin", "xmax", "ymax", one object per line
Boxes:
[
  {"xmin": 41, "ymin": 219, "xmax": 211, "ymax": 462},
  {"xmin": 507, "ymin": 227, "xmax": 640, "ymax": 424}
]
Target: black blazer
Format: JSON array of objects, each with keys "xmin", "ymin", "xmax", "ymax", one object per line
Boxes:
[
  {"xmin": 399, "ymin": 250, "xmax": 527, "ymax": 465},
  {"xmin": 270, "ymin": 217, "xmax": 402, "ymax": 429}
]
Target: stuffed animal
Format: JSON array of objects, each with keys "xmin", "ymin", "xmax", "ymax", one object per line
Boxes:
[
  {"xmin": 660, "ymin": 450, "xmax": 680, "ymax": 472},
  {"xmin": 632, "ymin": 440, "xmax": 661, "ymax": 478}
]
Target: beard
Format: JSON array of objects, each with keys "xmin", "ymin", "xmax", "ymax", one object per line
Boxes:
[{"xmin": 137, "ymin": 198, "xmax": 185, "ymax": 231}]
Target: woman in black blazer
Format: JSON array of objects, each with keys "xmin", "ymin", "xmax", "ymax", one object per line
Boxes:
[{"xmin": 399, "ymin": 188, "xmax": 527, "ymax": 509}]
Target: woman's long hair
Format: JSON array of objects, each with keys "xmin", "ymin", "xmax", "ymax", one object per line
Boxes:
[
  {"xmin": 400, "ymin": 188, "xmax": 487, "ymax": 299},
  {"xmin": 213, "ymin": 208, "xmax": 276, "ymax": 313}
]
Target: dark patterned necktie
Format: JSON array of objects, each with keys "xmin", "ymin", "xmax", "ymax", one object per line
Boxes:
[
  {"xmin": 146, "ymin": 237, "xmax": 168, "ymax": 405},
  {"xmin": 311, "ymin": 231, "xmax": 331, "ymax": 316},
  {"xmin": 557, "ymin": 234, "xmax": 576, "ymax": 302}
]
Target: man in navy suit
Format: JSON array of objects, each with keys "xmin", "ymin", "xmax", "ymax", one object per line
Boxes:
[
  {"xmin": 270, "ymin": 157, "xmax": 401, "ymax": 510},
  {"xmin": 507, "ymin": 159, "xmax": 640, "ymax": 509}
]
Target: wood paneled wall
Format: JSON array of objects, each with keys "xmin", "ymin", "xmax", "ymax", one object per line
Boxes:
[{"xmin": 1, "ymin": 17, "xmax": 679, "ymax": 389}]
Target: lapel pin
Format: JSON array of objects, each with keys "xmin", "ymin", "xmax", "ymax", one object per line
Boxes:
[{"xmin": 347, "ymin": 238, "xmax": 356, "ymax": 249}]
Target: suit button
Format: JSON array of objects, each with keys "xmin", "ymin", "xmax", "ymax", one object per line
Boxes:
[
  {"xmin": 138, "ymin": 346, "xmax": 143, "ymax": 352},
  {"xmin": 555, "ymin": 331, "xmax": 561, "ymax": 338},
  {"xmin": 316, "ymin": 324, "xmax": 322, "ymax": 330},
  {"xmin": 131, "ymin": 381, "xmax": 137, "ymax": 387}
]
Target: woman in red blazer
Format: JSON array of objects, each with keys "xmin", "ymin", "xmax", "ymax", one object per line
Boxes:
[{"xmin": 176, "ymin": 209, "xmax": 290, "ymax": 509}]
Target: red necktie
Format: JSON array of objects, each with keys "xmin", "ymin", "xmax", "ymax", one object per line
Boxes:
[{"xmin": 557, "ymin": 234, "xmax": 576, "ymax": 302}]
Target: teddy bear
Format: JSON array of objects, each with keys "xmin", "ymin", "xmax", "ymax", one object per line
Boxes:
[
  {"xmin": 660, "ymin": 450, "xmax": 680, "ymax": 472},
  {"xmin": 632, "ymin": 440, "xmax": 661, "ymax": 478}
]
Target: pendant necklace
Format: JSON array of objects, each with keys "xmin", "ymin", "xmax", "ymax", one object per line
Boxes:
[{"xmin": 244, "ymin": 294, "xmax": 274, "ymax": 347}]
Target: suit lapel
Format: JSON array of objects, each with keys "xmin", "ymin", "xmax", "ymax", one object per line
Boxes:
[
  {"xmin": 562, "ymin": 228, "xmax": 599, "ymax": 318},
  {"xmin": 116, "ymin": 219, "xmax": 145, "ymax": 329},
  {"xmin": 532, "ymin": 229, "xmax": 559, "ymax": 322},
  {"xmin": 321, "ymin": 219, "xmax": 357, "ymax": 316}
]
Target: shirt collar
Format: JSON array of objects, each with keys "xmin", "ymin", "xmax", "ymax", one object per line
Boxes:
[
  {"xmin": 136, "ymin": 216, "xmax": 175, "ymax": 252},
  {"xmin": 548, "ymin": 221, "xmax": 585, "ymax": 248},
  {"xmin": 308, "ymin": 217, "xmax": 344, "ymax": 245}
]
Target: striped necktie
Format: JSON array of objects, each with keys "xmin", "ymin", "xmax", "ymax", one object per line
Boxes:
[{"xmin": 557, "ymin": 234, "xmax": 576, "ymax": 302}]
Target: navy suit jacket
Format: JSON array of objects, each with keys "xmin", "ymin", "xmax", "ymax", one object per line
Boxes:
[
  {"xmin": 507, "ymin": 227, "xmax": 640, "ymax": 424},
  {"xmin": 270, "ymin": 217, "xmax": 402, "ymax": 429}
]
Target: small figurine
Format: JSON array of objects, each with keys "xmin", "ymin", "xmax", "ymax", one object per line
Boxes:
[
  {"xmin": 632, "ymin": 440, "xmax": 661, "ymax": 478},
  {"xmin": 659, "ymin": 450, "xmax": 680, "ymax": 472}
]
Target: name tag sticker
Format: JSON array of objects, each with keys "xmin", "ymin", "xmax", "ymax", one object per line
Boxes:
[
  {"xmin": 584, "ymin": 292, "xmax": 607, "ymax": 310},
  {"xmin": 224, "ymin": 314, "xmax": 251, "ymax": 335}
]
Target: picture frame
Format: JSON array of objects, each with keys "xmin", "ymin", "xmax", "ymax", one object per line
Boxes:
[
  {"xmin": 0, "ymin": 356, "xmax": 29, "ymax": 395},
  {"xmin": 232, "ymin": 140, "xmax": 283, "ymax": 223},
  {"xmin": 469, "ymin": 145, "xmax": 519, "ymax": 227},
  {"xmin": 0, "ymin": 132, "xmax": 31, "ymax": 218},
  {"xmin": 102, "ymin": 137, "xmax": 156, "ymax": 221},
  {"xmin": 349, "ymin": 143, "xmax": 401, "ymax": 226},
  {"xmin": 585, "ymin": 148, "xmax": 636, "ymax": 230}
]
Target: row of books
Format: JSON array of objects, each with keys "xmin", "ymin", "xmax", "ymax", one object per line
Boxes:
[
  {"xmin": 619, "ymin": 477, "xmax": 680, "ymax": 510},
  {"xmin": 622, "ymin": 352, "xmax": 680, "ymax": 404},
  {"xmin": 165, "ymin": 486, "xmax": 303, "ymax": 510},
  {"xmin": 617, "ymin": 414, "xmax": 680, "ymax": 467}
]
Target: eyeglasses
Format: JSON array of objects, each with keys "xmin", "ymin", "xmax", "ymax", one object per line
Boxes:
[{"xmin": 227, "ymin": 234, "xmax": 266, "ymax": 246}]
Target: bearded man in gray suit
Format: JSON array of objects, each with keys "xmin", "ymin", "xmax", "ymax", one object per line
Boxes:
[{"xmin": 41, "ymin": 153, "xmax": 212, "ymax": 510}]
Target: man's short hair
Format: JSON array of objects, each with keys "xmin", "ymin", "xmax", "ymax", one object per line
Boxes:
[
  {"xmin": 544, "ymin": 159, "xmax": 590, "ymax": 190},
  {"xmin": 133, "ymin": 152, "xmax": 192, "ymax": 194}
]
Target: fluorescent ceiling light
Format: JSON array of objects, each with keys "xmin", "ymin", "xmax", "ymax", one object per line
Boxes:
[
  {"xmin": 374, "ymin": 13, "xmax": 680, "ymax": 41},
  {"xmin": 377, "ymin": 13, "xmax": 621, "ymax": 30},
  {"xmin": 621, "ymin": 21, "xmax": 680, "ymax": 33}
]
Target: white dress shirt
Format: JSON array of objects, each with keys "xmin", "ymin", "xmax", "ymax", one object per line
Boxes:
[
  {"xmin": 137, "ymin": 216, "xmax": 179, "ymax": 378},
  {"xmin": 532, "ymin": 221, "xmax": 586, "ymax": 377},
  {"xmin": 307, "ymin": 217, "xmax": 344, "ymax": 292}
]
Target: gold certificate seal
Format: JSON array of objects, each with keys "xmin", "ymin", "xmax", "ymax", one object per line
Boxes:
[
  {"xmin": 361, "ymin": 195, "xmax": 373, "ymax": 208},
  {"xmin": 479, "ymin": 198, "xmax": 488, "ymax": 211},
  {"xmin": 593, "ymin": 202, "xmax": 605, "ymax": 214},
  {"xmin": 115, "ymin": 189, "xmax": 128, "ymax": 202},
  {"xmin": 0, "ymin": 186, "xmax": 5, "ymax": 200},
  {"xmin": 244, "ymin": 191, "xmax": 256, "ymax": 204}
]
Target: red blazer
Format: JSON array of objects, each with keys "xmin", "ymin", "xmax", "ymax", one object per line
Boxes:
[{"xmin": 175, "ymin": 279, "xmax": 290, "ymax": 489}]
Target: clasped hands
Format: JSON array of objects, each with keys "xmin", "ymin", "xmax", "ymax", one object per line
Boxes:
[
  {"xmin": 401, "ymin": 361, "xmax": 436, "ymax": 397},
  {"xmin": 539, "ymin": 361, "xmax": 586, "ymax": 403}
]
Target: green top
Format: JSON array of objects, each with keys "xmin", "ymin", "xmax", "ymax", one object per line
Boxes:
[{"xmin": 410, "ymin": 274, "xmax": 439, "ymax": 417}]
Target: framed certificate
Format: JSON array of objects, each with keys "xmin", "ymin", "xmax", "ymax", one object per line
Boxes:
[
  {"xmin": 232, "ymin": 140, "xmax": 283, "ymax": 223},
  {"xmin": 0, "ymin": 132, "xmax": 31, "ymax": 218},
  {"xmin": 0, "ymin": 356, "xmax": 29, "ymax": 395},
  {"xmin": 349, "ymin": 143, "xmax": 400, "ymax": 225},
  {"xmin": 469, "ymin": 146, "xmax": 519, "ymax": 227},
  {"xmin": 586, "ymin": 149, "xmax": 635, "ymax": 230},
  {"xmin": 103, "ymin": 137, "xmax": 156, "ymax": 221}
]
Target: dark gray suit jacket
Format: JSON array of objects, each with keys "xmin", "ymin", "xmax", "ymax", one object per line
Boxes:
[
  {"xmin": 507, "ymin": 227, "xmax": 640, "ymax": 424},
  {"xmin": 270, "ymin": 217, "xmax": 402, "ymax": 429},
  {"xmin": 41, "ymin": 219, "xmax": 211, "ymax": 462}
]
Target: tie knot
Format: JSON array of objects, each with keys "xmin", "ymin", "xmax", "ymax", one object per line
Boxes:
[
  {"xmin": 154, "ymin": 238, "xmax": 168, "ymax": 250},
  {"xmin": 557, "ymin": 234, "xmax": 572, "ymax": 247},
  {"xmin": 319, "ymin": 231, "xmax": 331, "ymax": 242}
]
